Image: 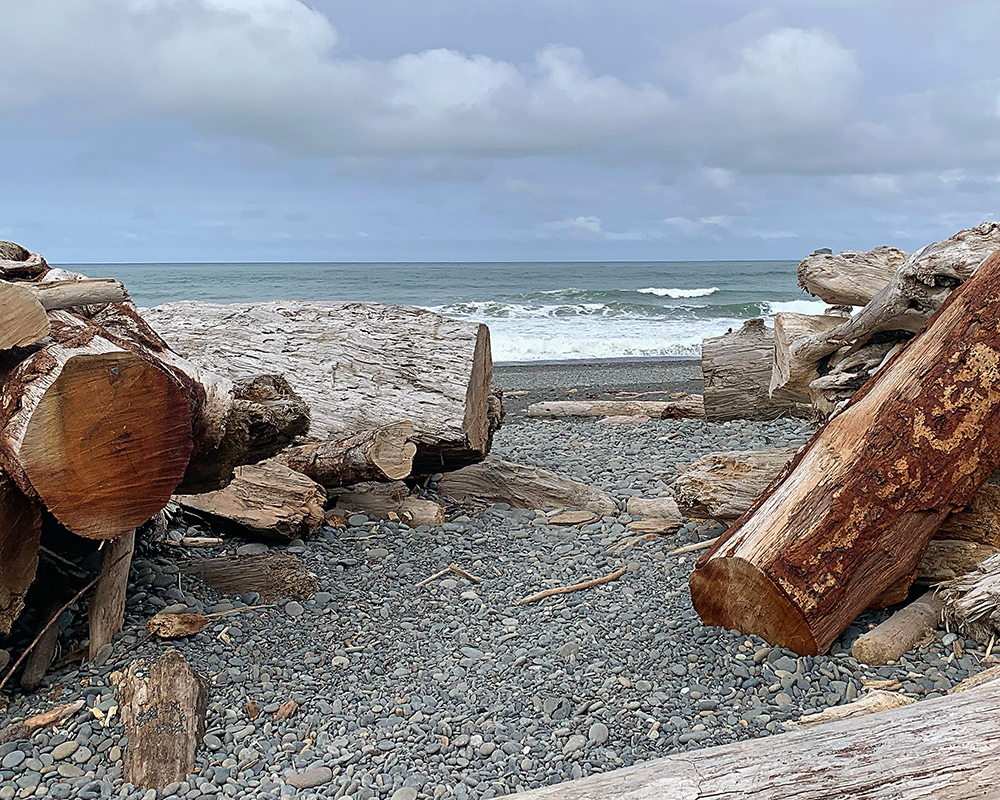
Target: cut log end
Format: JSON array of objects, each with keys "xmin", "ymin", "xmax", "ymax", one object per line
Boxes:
[
  {"xmin": 371, "ymin": 427, "xmax": 418, "ymax": 481},
  {"xmin": 689, "ymin": 556, "xmax": 818, "ymax": 655},
  {"xmin": 19, "ymin": 352, "xmax": 193, "ymax": 538}
]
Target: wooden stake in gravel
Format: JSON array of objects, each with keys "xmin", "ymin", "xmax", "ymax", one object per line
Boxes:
[{"xmin": 516, "ymin": 567, "xmax": 628, "ymax": 605}]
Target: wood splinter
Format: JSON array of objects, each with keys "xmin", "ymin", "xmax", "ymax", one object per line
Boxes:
[
  {"xmin": 516, "ymin": 566, "xmax": 628, "ymax": 605},
  {"xmin": 416, "ymin": 563, "xmax": 482, "ymax": 587},
  {"xmin": 0, "ymin": 699, "xmax": 86, "ymax": 746}
]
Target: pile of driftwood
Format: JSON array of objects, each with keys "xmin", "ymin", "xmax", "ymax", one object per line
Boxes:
[{"xmin": 689, "ymin": 222, "xmax": 1000, "ymax": 664}]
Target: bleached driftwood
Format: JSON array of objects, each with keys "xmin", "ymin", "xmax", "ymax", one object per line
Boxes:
[
  {"xmin": 506, "ymin": 677, "xmax": 1000, "ymax": 800},
  {"xmin": 702, "ymin": 319, "xmax": 806, "ymax": 421},
  {"xmin": 784, "ymin": 690, "xmax": 914, "ymax": 728},
  {"xmin": 438, "ymin": 457, "xmax": 618, "ymax": 516},
  {"xmin": 916, "ymin": 540, "xmax": 1000, "ymax": 585},
  {"xmin": 332, "ymin": 481, "xmax": 445, "ymax": 528},
  {"xmin": 797, "ymin": 246, "xmax": 906, "ymax": 307},
  {"xmin": 939, "ymin": 553, "xmax": 1000, "ymax": 644},
  {"xmin": 852, "ymin": 591, "xmax": 943, "ymax": 665},
  {"xmin": 770, "ymin": 312, "xmax": 846, "ymax": 404},
  {"xmin": 527, "ymin": 397, "xmax": 704, "ymax": 420},
  {"xmin": 625, "ymin": 496, "xmax": 681, "ymax": 519},
  {"xmin": 142, "ymin": 301, "xmax": 498, "ymax": 473}
]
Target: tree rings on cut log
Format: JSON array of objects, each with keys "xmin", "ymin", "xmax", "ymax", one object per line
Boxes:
[{"xmin": 15, "ymin": 352, "xmax": 192, "ymax": 538}]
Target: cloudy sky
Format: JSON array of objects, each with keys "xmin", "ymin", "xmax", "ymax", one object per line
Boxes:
[{"xmin": 2, "ymin": 0, "xmax": 999, "ymax": 263}]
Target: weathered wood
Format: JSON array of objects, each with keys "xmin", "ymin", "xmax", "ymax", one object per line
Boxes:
[
  {"xmin": 0, "ymin": 311, "xmax": 193, "ymax": 538},
  {"xmin": 674, "ymin": 448, "xmax": 799, "ymax": 522},
  {"xmin": 279, "ymin": 422, "xmax": 415, "ymax": 487},
  {"xmin": 0, "ymin": 700, "xmax": 85, "ymax": 746},
  {"xmin": 949, "ymin": 662, "xmax": 1000, "ymax": 694},
  {"xmin": 88, "ymin": 531, "xmax": 136, "ymax": 660},
  {"xmin": 691, "ymin": 250, "xmax": 1000, "ymax": 655},
  {"xmin": 851, "ymin": 591, "xmax": 944, "ymax": 665},
  {"xmin": 939, "ymin": 482, "xmax": 1000, "ymax": 545},
  {"xmin": 507, "ymin": 677, "xmax": 1000, "ymax": 800},
  {"xmin": 784, "ymin": 689, "xmax": 915, "ymax": 728},
  {"xmin": 0, "ymin": 282, "xmax": 49, "ymax": 350},
  {"xmin": 174, "ymin": 460, "xmax": 326, "ymax": 540},
  {"xmin": 117, "ymin": 650, "xmax": 208, "ymax": 789},
  {"xmin": 797, "ymin": 246, "xmax": 906, "ymax": 307},
  {"xmin": 438, "ymin": 457, "xmax": 618, "ymax": 516},
  {"xmin": 0, "ymin": 475, "xmax": 42, "ymax": 634},
  {"xmin": 939, "ymin": 553, "xmax": 1000, "ymax": 644},
  {"xmin": 916, "ymin": 539, "xmax": 1000, "ymax": 585},
  {"xmin": 181, "ymin": 554, "xmax": 317, "ymax": 600},
  {"xmin": 20, "ymin": 599, "xmax": 62, "ymax": 691},
  {"xmin": 142, "ymin": 301, "xmax": 497, "ymax": 473},
  {"xmin": 625, "ymin": 496, "xmax": 681, "ymax": 519},
  {"xmin": 333, "ymin": 481, "xmax": 446, "ymax": 527},
  {"xmin": 0, "ymin": 244, "xmax": 47, "ymax": 278},
  {"xmin": 770, "ymin": 312, "xmax": 846, "ymax": 404},
  {"xmin": 702, "ymin": 319, "xmax": 806, "ymax": 421},
  {"xmin": 145, "ymin": 613, "xmax": 208, "ymax": 638},
  {"xmin": 32, "ymin": 278, "xmax": 128, "ymax": 310},
  {"xmin": 527, "ymin": 396, "xmax": 704, "ymax": 420}
]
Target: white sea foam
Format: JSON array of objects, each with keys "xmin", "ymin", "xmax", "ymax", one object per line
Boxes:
[{"xmin": 637, "ymin": 287, "xmax": 720, "ymax": 298}]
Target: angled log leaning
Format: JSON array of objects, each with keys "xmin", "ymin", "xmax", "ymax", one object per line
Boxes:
[
  {"xmin": 507, "ymin": 678, "xmax": 1000, "ymax": 800},
  {"xmin": 0, "ymin": 475, "xmax": 42, "ymax": 634},
  {"xmin": 702, "ymin": 319, "xmax": 805, "ymax": 421},
  {"xmin": 174, "ymin": 460, "xmax": 326, "ymax": 540},
  {"xmin": 142, "ymin": 301, "xmax": 497, "ymax": 473},
  {"xmin": 797, "ymin": 245, "xmax": 906, "ymax": 307},
  {"xmin": 88, "ymin": 530, "xmax": 136, "ymax": 660},
  {"xmin": 0, "ymin": 312, "xmax": 193, "ymax": 539},
  {"xmin": 438, "ymin": 457, "xmax": 618, "ymax": 516},
  {"xmin": 117, "ymin": 650, "xmax": 209, "ymax": 789},
  {"xmin": 527, "ymin": 397, "xmax": 704, "ymax": 420},
  {"xmin": 279, "ymin": 421, "xmax": 416, "ymax": 487},
  {"xmin": 690, "ymin": 250, "xmax": 1000, "ymax": 656}
]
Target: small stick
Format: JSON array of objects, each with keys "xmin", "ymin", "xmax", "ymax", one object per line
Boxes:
[
  {"xmin": 0, "ymin": 700, "xmax": 86, "ymax": 746},
  {"xmin": 668, "ymin": 536, "xmax": 720, "ymax": 556},
  {"xmin": 416, "ymin": 567, "xmax": 452, "ymax": 587},
  {"xmin": 165, "ymin": 537, "xmax": 224, "ymax": 548},
  {"xmin": 987, "ymin": 636, "xmax": 996, "ymax": 658},
  {"xmin": 515, "ymin": 566, "xmax": 628, "ymax": 605},
  {"xmin": 341, "ymin": 534, "xmax": 383, "ymax": 542},
  {"xmin": 447, "ymin": 564, "xmax": 481, "ymax": 584},
  {"xmin": 204, "ymin": 603, "xmax": 277, "ymax": 620}
]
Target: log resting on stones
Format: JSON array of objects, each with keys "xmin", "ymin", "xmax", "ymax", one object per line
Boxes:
[
  {"xmin": 526, "ymin": 397, "xmax": 704, "ymax": 420},
  {"xmin": 141, "ymin": 301, "xmax": 497, "ymax": 473},
  {"xmin": 702, "ymin": 319, "xmax": 807, "ymax": 421},
  {"xmin": 438, "ymin": 457, "xmax": 618, "ymax": 516},
  {"xmin": 0, "ymin": 312, "xmax": 193, "ymax": 538},
  {"xmin": 332, "ymin": 481, "xmax": 445, "ymax": 528},
  {"xmin": 797, "ymin": 245, "xmax": 906, "ymax": 307},
  {"xmin": 279, "ymin": 421, "xmax": 416, "ymax": 488},
  {"xmin": 690, "ymin": 249, "xmax": 1000, "ymax": 655}
]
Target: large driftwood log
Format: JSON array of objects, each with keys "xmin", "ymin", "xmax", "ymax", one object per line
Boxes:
[
  {"xmin": 142, "ymin": 301, "xmax": 497, "ymax": 473},
  {"xmin": 527, "ymin": 397, "xmax": 704, "ymax": 420},
  {"xmin": 797, "ymin": 246, "xmax": 906, "ymax": 307},
  {"xmin": 438, "ymin": 457, "xmax": 618, "ymax": 516},
  {"xmin": 0, "ymin": 312, "xmax": 193, "ymax": 538},
  {"xmin": 702, "ymin": 319, "xmax": 806, "ymax": 421},
  {"xmin": 507, "ymin": 678, "xmax": 1000, "ymax": 800},
  {"xmin": 279, "ymin": 422, "xmax": 415, "ymax": 487},
  {"xmin": 775, "ymin": 222, "xmax": 1000, "ymax": 410},
  {"xmin": 852, "ymin": 591, "xmax": 943, "ymax": 665},
  {"xmin": 174, "ymin": 460, "xmax": 326, "ymax": 540},
  {"xmin": 690, "ymin": 250, "xmax": 1000, "ymax": 655},
  {"xmin": 0, "ymin": 475, "xmax": 41, "ymax": 634},
  {"xmin": 333, "ymin": 481, "xmax": 446, "ymax": 527},
  {"xmin": 117, "ymin": 650, "xmax": 208, "ymax": 789}
]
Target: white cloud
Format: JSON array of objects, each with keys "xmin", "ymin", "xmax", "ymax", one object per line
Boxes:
[{"xmin": 543, "ymin": 215, "xmax": 603, "ymax": 237}]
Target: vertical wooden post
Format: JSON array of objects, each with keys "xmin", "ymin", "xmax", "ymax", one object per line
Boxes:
[{"xmin": 88, "ymin": 530, "xmax": 135, "ymax": 660}]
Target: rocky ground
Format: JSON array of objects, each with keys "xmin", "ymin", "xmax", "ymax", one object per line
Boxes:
[{"xmin": 0, "ymin": 403, "xmax": 993, "ymax": 800}]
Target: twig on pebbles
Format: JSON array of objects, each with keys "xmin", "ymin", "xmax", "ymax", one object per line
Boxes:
[
  {"xmin": 204, "ymin": 603, "xmax": 277, "ymax": 620},
  {"xmin": 416, "ymin": 563, "xmax": 482, "ymax": 587},
  {"xmin": 515, "ymin": 566, "xmax": 629, "ymax": 605},
  {"xmin": 668, "ymin": 536, "xmax": 720, "ymax": 556}
]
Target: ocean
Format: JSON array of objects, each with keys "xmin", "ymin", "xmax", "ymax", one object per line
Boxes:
[{"xmin": 65, "ymin": 260, "xmax": 825, "ymax": 364}]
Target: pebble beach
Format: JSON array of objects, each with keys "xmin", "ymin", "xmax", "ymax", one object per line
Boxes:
[{"xmin": 0, "ymin": 359, "xmax": 993, "ymax": 800}]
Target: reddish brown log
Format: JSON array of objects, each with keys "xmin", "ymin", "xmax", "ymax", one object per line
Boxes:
[
  {"xmin": 690, "ymin": 249, "xmax": 1000, "ymax": 656},
  {"xmin": 0, "ymin": 475, "xmax": 42, "ymax": 634}
]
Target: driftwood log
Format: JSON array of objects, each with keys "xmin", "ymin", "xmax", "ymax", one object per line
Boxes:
[
  {"xmin": 784, "ymin": 689, "xmax": 915, "ymax": 728},
  {"xmin": 797, "ymin": 245, "xmax": 906, "ymax": 307},
  {"xmin": 181, "ymin": 554, "xmax": 317, "ymax": 601},
  {"xmin": 702, "ymin": 319, "xmax": 805, "ymax": 421},
  {"xmin": 279, "ymin": 422, "xmax": 415, "ymax": 488},
  {"xmin": 507, "ymin": 677, "xmax": 1000, "ymax": 800},
  {"xmin": 117, "ymin": 650, "xmax": 208, "ymax": 789},
  {"xmin": 175, "ymin": 460, "xmax": 326, "ymax": 540},
  {"xmin": 0, "ymin": 475, "xmax": 41, "ymax": 634},
  {"xmin": 690, "ymin": 249, "xmax": 1000, "ymax": 655},
  {"xmin": 88, "ymin": 531, "xmax": 136, "ymax": 660},
  {"xmin": 333, "ymin": 481, "xmax": 446, "ymax": 528},
  {"xmin": 142, "ymin": 301, "xmax": 498, "ymax": 473},
  {"xmin": 939, "ymin": 553, "xmax": 1000, "ymax": 644},
  {"xmin": 852, "ymin": 591, "xmax": 943, "ymax": 665},
  {"xmin": 527, "ymin": 397, "xmax": 704, "ymax": 420},
  {"xmin": 438, "ymin": 457, "xmax": 618, "ymax": 516}
]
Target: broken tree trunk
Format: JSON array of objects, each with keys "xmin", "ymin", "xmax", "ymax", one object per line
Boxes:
[
  {"xmin": 174, "ymin": 460, "xmax": 326, "ymax": 540},
  {"xmin": 117, "ymin": 650, "xmax": 208, "ymax": 789},
  {"xmin": 770, "ymin": 312, "xmax": 847, "ymax": 404},
  {"xmin": 141, "ymin": 301, "xmax": 498, "ymax": 473},
  {"xmin": 702, "ymin": 319, "xmax": 806, "ymax": 421},
  {"xmin": 690, "ymin": 249, "xmax": 1000, "ymax": 655},
  {"xmin": 279, "ymin": 422, "xmax": 416, "ymax": 488},
  {"xmin": 333, "ymin": 481, "xmax": 446, "ymax": 527},
  {"xmin": 506, "ymin": 677, "xmax": 1000, "ymax": 800},
  {"xmin": 797, "ymin": 246, "xmax": 906, "ymax": 307},
  {"xmin": 852, "ymin": 591, "xmax": 944, "ymax": 665},
  {"xmin": 527, "ymin": 397, "xmax": 704, "ymax": 420},
  {"xmin": 88, "ymin": 530, "xmax": 136, "ymax": 660},
  {"xmin": 0, "ymin": 475, "xmax": 42, "ymax": 634},
  {"xmin": 939, "ymin": 553, "xmax": 1000, "ymax": 644},
  {"xmin": 0, "ymin": 311, "xmax": 193, "ymax": 538},
  {"xmin": 438, "ymin": 457, "xmax": 618, "ymax": 516}
]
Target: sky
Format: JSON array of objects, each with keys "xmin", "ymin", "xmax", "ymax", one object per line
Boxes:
[{"xmin": 1, "ymin": 0, "xmax": 999, "ymax": 263}]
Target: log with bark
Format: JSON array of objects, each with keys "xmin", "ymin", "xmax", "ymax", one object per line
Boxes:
[
  {"xmin": 142, "ymin": 301, "xmax": 498, "ymax": 473},
  {"xmin": 278, "ymin": 422, "xmax": 416, "ymax": 488},
  {"xmin": 702, "ymin": 319, "xmax": 807, "ymax": 421},
  {"xmin": 333, "ymin": 481, "xmax": 446, "ymax": 528},
  {"xmin": 437, "ymin": 457, "xmax": 618, "ymax": 516},
  {"xmin": 797, "ymin": 245, "xmax": 906, "ymax": 307},
  {"xmin": 174, "ymin": 460, "xmax": 326, "ymax": 540},
  {"xmin": 505, "ymin": 677, "xmax": 1000, "ymax": 800},
  {"xmin": 527, "ymin": 397, "xmax": 704, "ymax": 420},
  {"xmin": 690, "ymin": 249, "xmax": 1000, "ymax": 655}
]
